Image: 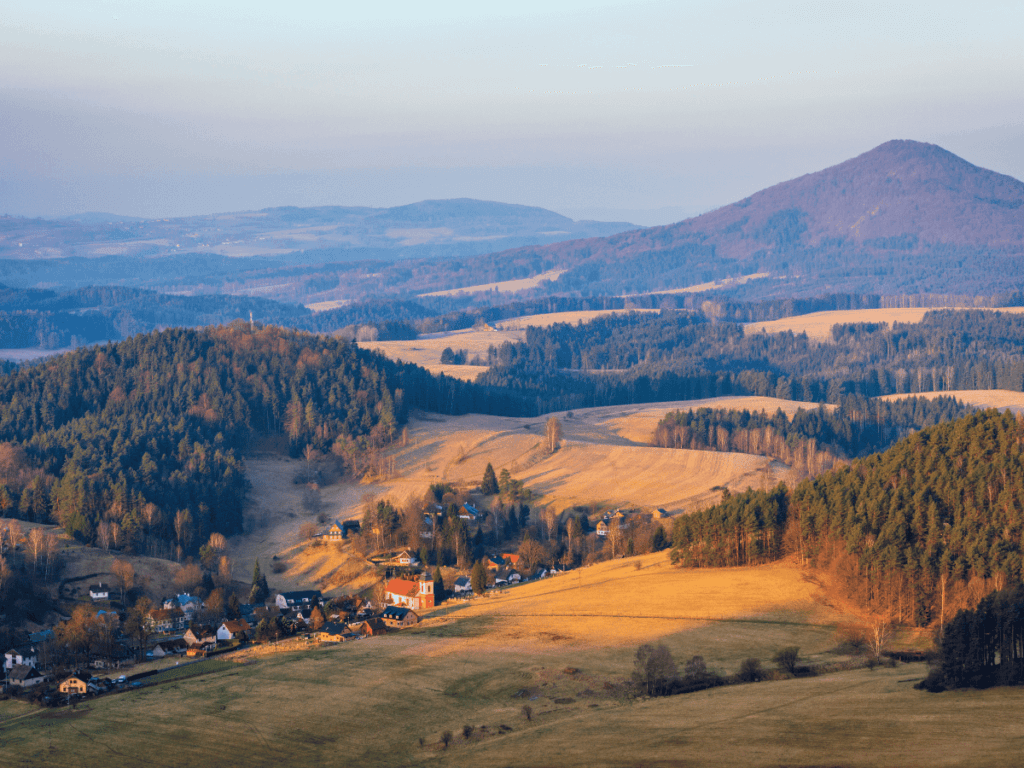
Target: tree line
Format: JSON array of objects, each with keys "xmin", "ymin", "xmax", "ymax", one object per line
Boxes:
[
  {"xmin": 671, "ymin": 409, "xmax": 1024, "ymax": 628},
  {"xmin": 653, "ymin": 395, "xmax": 974, "ymax": 474},
  {"xmin": 476, "ymin": 309, "xmax": 1024, "ymax": 413}
]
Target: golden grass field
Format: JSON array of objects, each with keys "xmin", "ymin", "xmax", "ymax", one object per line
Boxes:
[
  {"xmin": 491, "ymin": 308, "xmax": 659, "ymax": 330},
  {"xmin": 4, "ymin": 551, "xmax": 1018, "ymax": 768},
  {"xmin": 644, "ymin": 271, "xmax": 771, "ymax": 296},
  {"xmin": 881, "ymin": 389, "xmax": 1024, "ymax": 414},
  {"xmin": 226, "ymin": 396, "xmax": 819, "ymax": 594},
  {"xmin": 745, "ymin": 306, "xmax": 1024, "ymax": 341},
  {"xmin": 419, "ymin": 269, "xmax": 566, "ymax": 297},
  {"xmin": 358, "ymin": 327, "xmax": 523, "ymax": 381},
  {"xmin": 358, "ymin": 309, "xmax": 662, "ymax": 381}
]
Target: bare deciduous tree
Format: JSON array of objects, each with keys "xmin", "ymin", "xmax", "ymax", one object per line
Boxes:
[
  {"xmin": 174, "ymin": 562, "xmax": 203, "ymax": 594},
  {"xmin": 216, "ymin": 554, "xmax": 233, "ymax": 588},
  {"xmin": 174, "ymin": 509, "xmax": 193, "ymax": 556},
  {"xmin": 27, "ymin": 526, "xmax": 46, "ymax": 574},
  {"xmin": 545, "ymin": 416, "xmax": 563, "ymax": 454},
  {"xmin": 112, "ymin": 558, "xmax": 135, "ymax": 604},
  {"xmin": 633, "ymin": 643, "xmax": 677, "ymax": 696},
  {"xmin": 869, "ymin": 620, "xmax": 891, "ymax": 661},
  {"xmin": 372, "ymin": 579, "xmax": 388, "ymax": 610},
  {"xmin": 96, "ymin": 520, "xmax": 112, "ymax": 551}
]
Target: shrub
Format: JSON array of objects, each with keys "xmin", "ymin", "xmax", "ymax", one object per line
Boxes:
[
  {"xmin": 772, "ymin": 646, "xmax": 800, "ymax": 675},
  {"xmin": 738, "ymin": 657, "xmax": 763, "ymax": 682}
]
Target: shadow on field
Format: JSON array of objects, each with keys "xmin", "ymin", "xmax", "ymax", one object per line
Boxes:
[{"xmin": 413, "ymin": 615, "xmax": 496, "ymax": 638}]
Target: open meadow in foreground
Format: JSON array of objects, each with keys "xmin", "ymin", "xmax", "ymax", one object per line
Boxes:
[{"xmin": 9, "ymin": 553, "xmax": 1010, "ymax": 768}]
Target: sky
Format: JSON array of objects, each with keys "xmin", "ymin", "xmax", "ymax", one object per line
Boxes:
[{"xmin": 1, "ymin": 0, "xmax": 1022, "ymax": 225}]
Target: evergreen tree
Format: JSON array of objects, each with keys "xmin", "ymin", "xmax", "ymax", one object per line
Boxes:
[
  {"xmin": 471, "ymin": 560, "xmax": 488, "ymax": 594},
  {"xmin": 250, "ymin": 559, "xmax": 270, "ymax": 604},
  {"xmin": 433, "ymin": 566, "xmax": 445, "ymax": 602},
  {"xmin": 481, "ymin": 463, "xmax": 499, "ymax": 495}
]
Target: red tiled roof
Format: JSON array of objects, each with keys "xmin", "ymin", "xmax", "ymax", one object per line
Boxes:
[{"xmin": 386, "ymin": 578, "xmax": 418, "ymax": 597}]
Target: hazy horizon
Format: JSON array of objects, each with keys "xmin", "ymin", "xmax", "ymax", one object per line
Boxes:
[{"xmin": 2, "ymin": 1, "xmax": 1022, "ymax": 225}]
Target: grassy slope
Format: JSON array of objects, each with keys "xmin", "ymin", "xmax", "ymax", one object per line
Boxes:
[
  {"xmin": 0, "ymin": 554, "xmax": 928, "ymax": 768},
  {"xmin": 745, "ymin": 306, "xmax": 1024, "ymax": 341}
]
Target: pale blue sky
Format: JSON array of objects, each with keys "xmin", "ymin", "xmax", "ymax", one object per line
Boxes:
[{"xmin": 1, "ymin": 1, "xmax": 1022, "ymax": 223}]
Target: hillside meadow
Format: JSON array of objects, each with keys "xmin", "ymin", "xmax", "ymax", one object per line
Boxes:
[
  {"xmin": 0, "ymin": 555, "xmax": 939, "ymax": 768},
  {"xmin": 3, "ymin": 553, "xmax": 1019, "ymax": 767},
  {"xmin": 745, "ymin": 306, "xmax": 1024, "ymax": 341},
  {"xmin": 225, "ymin": 396, "xmax": 818, "ymax": 592}
]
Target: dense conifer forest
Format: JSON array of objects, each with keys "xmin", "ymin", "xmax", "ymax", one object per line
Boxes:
[
  {"xmin": 0, "ymin": 325, "xmax": 520, "ymax": 557},
  {"xmin": 670, "ymin": 409, "xmax": 1024, "ymax": 627},
  {"xmin": 653, "ymin": 396, "xmax": 974, "ymax": 473},
  {"xmin": 478, "ymin": 309, "xmax": 1024, "ymax": 412}
]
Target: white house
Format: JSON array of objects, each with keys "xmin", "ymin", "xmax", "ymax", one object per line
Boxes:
[
  {"xmin": 275, "ymin": 590, "xmax": 322, "ymax": 610},
  {"xmin": 4, "ymin": 646, "xmax": 38, "ymax": 671},
  {"xmin": 89, "ymin": 583, "xmax": 110, "ymax": 601},
  {"xmin": 217, "ymin": 619, "xmax": 251, "ymax": 642}
]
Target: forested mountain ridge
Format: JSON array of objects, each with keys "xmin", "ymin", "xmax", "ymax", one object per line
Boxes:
[
  {"xmin": 0, "ymin": 325, "xmax": 518, "ymax": 557},
  {"xmin": 0, "ymin": 199, "xmax": 635, "ymax": 264},
  {"xmin": 418, "ymin": 141, "xmax": 1024, "ymax": 298},
  {"xmin": 671, "ymin": 409, "xmax": 1024, "ymax": 627},
  {"xmin": 478, "ymin": 309, "xmax": 1024, "ymax": 412}
]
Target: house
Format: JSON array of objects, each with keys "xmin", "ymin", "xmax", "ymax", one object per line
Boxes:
[
  {"xmin": 530, "ymin": 568, "xmax": 548, "ymax": 581},
  {"xmin": 8, "ymin": 664, "xmax": 46, "ymax": 688},
  {"xmin": 147, "ymin": 607, "xmax": 187, "ymax": 633},
  {"xmin": 89, "ymin": 583, "xmax": 110, "ymax": 601},
  {"xmin": 495, "ymin": 568, "xmax": 521, "ymax": 585},
  {"xmin": 382, "ymin": 606, "xmax": 420, "ymax": 628},
  {"xmin": 356, "ymin": 618, "xmax": 388, "ymax": 637},
  {"xmin": 176, "ymin": 594, "xmax": 204, "ymax": 620},
  {"xmin": 149, "ymin": 644, "xmax": 168, "ymax": 659},
  {"xmin": 324, "ymin": 519, "xmax": 345, "ymax": 541},
  {"xmin": 275, "ymin": 590, "xmax": 322, "ymax": 611},
  {"xmin": 59, "ymin": 676, "xmax": 89, "ymax": 695},
  {"xmin": 459, "ymin": 503, "xmax": 482, "ymax": 521},
  {"xmin": 501, "ymin": 553, "xmax": 521, "ymax": 568},
  {"xmin": 452, "ymin": 576, "xmax": 472, "ymax": 595},
  {"xmin": 315, "ymin": 622, "xmax": 347, "ymax": 642},
  {"xmin": 595, "ymin": 520, "xmax": 609, "ymax": 537},
  {"xmin": 384, "ymin": 550, "xmax": 419, "ymax": 568},
  {"xmin": 484, "ymin": 555, "xmax": 505, "ymax": 571},
  {"xmin": 29, "ymin": 630, "xmax": 54, "ymax": 645},
  {"xmin": 385, "ymin": 573, "xmax": 435, "ymax": 610},
  {"xmin": 4, "ymin": 646, "xmax": 38, "ymax": 671},
  {"xmin": 183, "ymin": 626, "xmax": 217, "ymax": 648},
  {"xmin": 217, "ymin": 619, "xmax": 251, "ymax": 642}
]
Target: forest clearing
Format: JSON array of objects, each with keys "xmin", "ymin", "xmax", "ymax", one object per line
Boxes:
[
  {"xmin": 418, "ymin": 268, "xmax": 566, "ymax": 297},
  {"xmin": 745, "ymin": 306, "xmax": 1024, "ymax": 341},
  {"xmin": 880, "ymin": 388, "xmax": 1024, "ymax": 413},
  {"xmin": 226, "ymin": 396, "xmax": 826, "ymax": 592}
]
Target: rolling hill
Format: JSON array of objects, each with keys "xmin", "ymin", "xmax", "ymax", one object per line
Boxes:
[
  {"xmin": 0, "ymin": 199, "xmax": 636, "ymax": 293},
  {"xmin": 412, "ymin": 140, "xmax": 1024, "ymax": 299}
]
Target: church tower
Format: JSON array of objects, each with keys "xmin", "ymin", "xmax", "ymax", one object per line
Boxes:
[{"xmin": 418, "ymin": 573, "xmax": 435, "ymax": 609}]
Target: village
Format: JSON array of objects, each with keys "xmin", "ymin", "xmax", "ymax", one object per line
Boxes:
[{"xmin": 0, "ymin": 463, "xmax": 671, "ymax": 707}]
